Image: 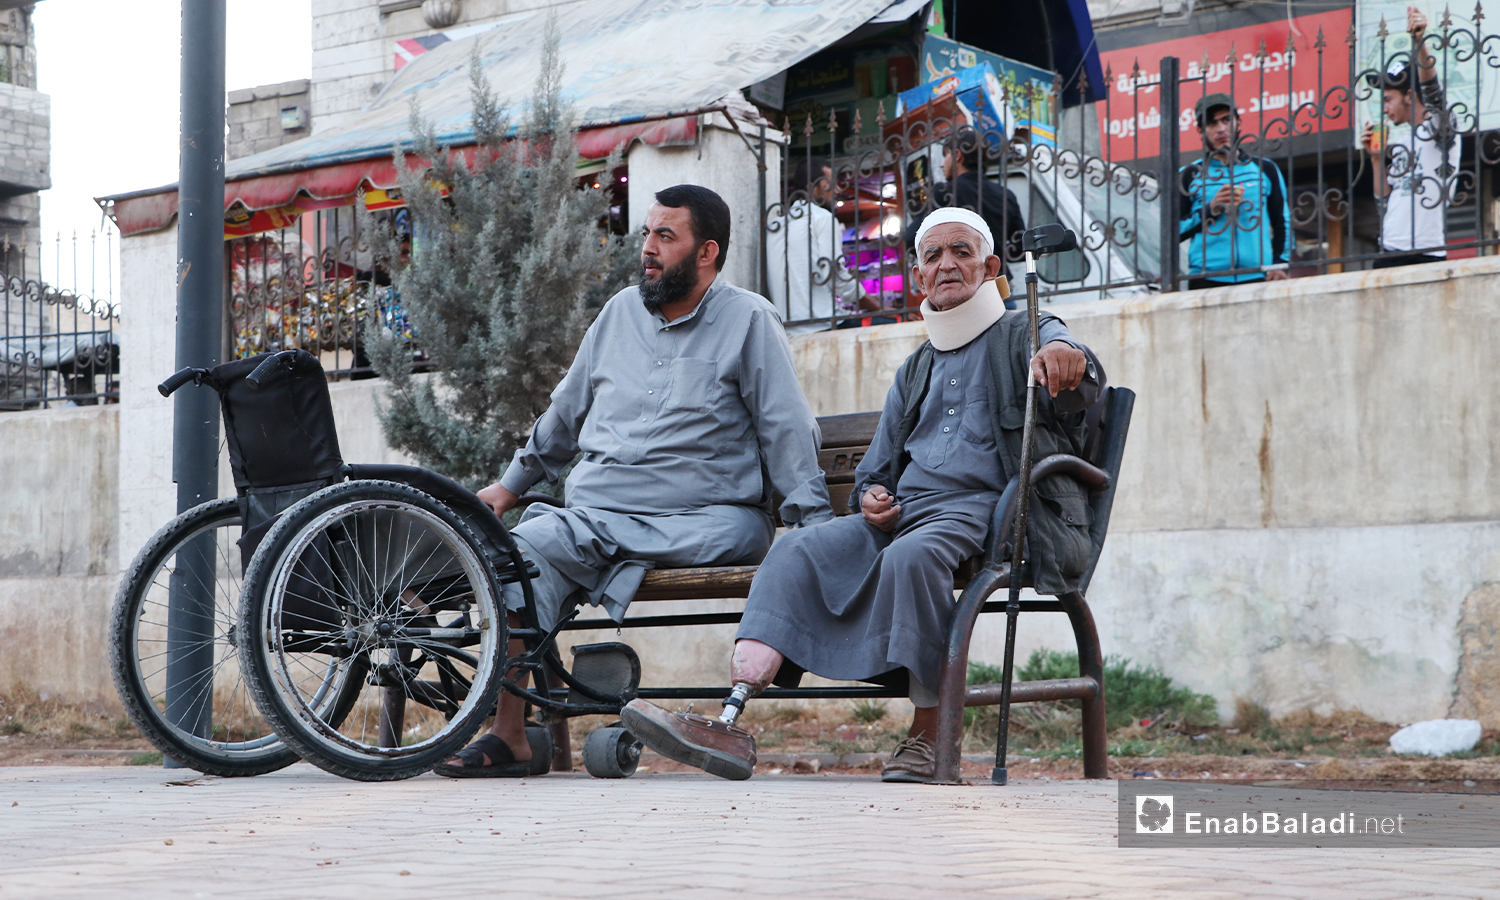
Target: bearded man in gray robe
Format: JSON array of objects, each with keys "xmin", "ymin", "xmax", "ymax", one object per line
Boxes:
[
  {"xmin": 436, "ymin": 184, "xmax": 833, "ymax": 777},
  {"xmin": 624, "ymin": 208, "xmax": 1103, "ymax": 783}
]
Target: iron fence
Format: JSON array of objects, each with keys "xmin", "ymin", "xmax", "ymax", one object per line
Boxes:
[
  {"xmin": 0, "ymin": 231, "xmax": 119, "ymax": 411},
  {"xmin": 226, "ymin": 205, "xmax": 421, "ymax": 379},
  {"xmin": 761, "ymin": 10, "xmax": 1500, "ymax": 331}
]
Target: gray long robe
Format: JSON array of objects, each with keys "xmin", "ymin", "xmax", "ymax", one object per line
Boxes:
[
  {"xmin": 498, "ymin": 277, "xmax": 832, "ymax": 628},
  {"xmin": 737, "ymin": 316, "xmax": 1089, "ymax": 695}
]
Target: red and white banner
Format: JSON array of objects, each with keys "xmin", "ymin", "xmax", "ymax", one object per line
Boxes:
[{"xmin": 1097, "ymin": 8, "xmax": 1353, "ymax": 160}]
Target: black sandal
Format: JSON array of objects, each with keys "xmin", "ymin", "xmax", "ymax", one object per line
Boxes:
[{"xmin": 432, "ymin": 734, "xmax": 533, "ymax": 778}]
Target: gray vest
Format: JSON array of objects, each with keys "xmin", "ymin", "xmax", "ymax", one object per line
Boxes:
[{"xmin": 889, "ymin": 311, "xmax": 1097, "ymax": 595}]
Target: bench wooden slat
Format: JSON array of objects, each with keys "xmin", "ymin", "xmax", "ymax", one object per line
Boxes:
[
  {"xmin": 828, "ymin": 482, "xmax": 856, "ymax": 515},
  {"xmin": 816, "ymin": 445, "xmax": 868, "ymax": 484},
  {"xmin": 628, "ymin": 557, "xmax": 982, "ymax": 604},
  {"xmin": 634, "ymin": 565, "xmax": 759, "ymax": 601},
  {"xmin": 818, "ymin": 411, "xmax": 883, "ymax": 448}
]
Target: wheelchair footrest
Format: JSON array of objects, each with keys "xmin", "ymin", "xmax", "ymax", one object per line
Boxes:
[{"xmin": 567, "ymin": 642, "xmax": 642, "ymax": 704}]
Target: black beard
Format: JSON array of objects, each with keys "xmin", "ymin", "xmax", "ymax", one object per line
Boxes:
[{"xmin": 639, "ymin": 254, "xmax": 700, "ymax": 314}]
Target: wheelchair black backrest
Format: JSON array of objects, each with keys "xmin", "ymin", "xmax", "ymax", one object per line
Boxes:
[{"xmin": 204, "ymin": 350, "xmax": 344, "ymax": 528}]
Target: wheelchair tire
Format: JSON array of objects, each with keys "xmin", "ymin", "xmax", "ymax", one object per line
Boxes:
[
  {"xmin": 583, "ymin": 725, "xmax": 641, "ymax": 779},
  {"xmin": 525, "ymin": 724, "xmax": 553, "ymax": 776},
  {"xmin": 238, "ymin": 480, "xmax": 509, "ymax": 781},
  {"xmin": 109, "ymin": 498, "xmax": 296, "ymax": 776}
]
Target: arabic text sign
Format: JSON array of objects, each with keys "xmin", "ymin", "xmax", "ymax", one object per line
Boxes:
[
  {"xmin": 1097, "ymin": 9, "xmax": 1353, "ymax": 160},
  {"xmin": 922, "ymin": 34, "xmax": 1058, "ymax": 131}
]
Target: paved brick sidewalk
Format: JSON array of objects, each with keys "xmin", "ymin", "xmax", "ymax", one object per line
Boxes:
[{"xmin": 1, "ymin": 766, "xmax": 1495, "ymax": 899}]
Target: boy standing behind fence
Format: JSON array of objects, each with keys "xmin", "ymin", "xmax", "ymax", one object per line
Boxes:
[
  {"xmin": 1361, "ymin": 6, "xmax": 1459, "ymax": 268},
  {"xmin": 1178, "ymin": 93, "xmax": 1292, "ymax": 289}
]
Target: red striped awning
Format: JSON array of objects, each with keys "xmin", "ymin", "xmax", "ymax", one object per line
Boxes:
[{"xmin": 107, "ymin": 116, "xmax": 697, "ymax": 238}]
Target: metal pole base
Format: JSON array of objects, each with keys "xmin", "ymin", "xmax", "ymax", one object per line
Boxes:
[{"xmin": 991, "ymin": 766, "xmax": 1008, "ymax": 786}]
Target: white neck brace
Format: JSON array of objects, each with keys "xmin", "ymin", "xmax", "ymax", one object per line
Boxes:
[{"xmin": 920, "ymin": 278, "xmax": 1010, "ymax": 351}]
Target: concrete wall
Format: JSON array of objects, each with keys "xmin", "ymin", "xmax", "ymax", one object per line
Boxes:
[
  {"xmin": 788, "ymin": 257, "xmax": 1500, "ymax": 726},
  {"xmin": 0, "ymin": 80, "xmax": 47, "ymax": 268},
  {"xmin": 0, "ymin": 4, "xmax": 44, "ymax": 258},
  {"xmin": 0, "ymin": 404, "xmax": 118, "ymax": 703},
  {"xmin": 227, "ymin": 79, "xmax": 311, "ymax": 161},
  {"xmin": 116, "ymin": 227, "xmax": 179, "ymax": 573},
  {"xmin": 626, "ymin": 119, "xmax": 780, "ymax": 297},
  {"xmin": 0, "ymin": 6, "xmax": 36, "ymax": 90},
  {"xmin": 0, "ymin": 83, "xmax": 48, "ymax": 195}
]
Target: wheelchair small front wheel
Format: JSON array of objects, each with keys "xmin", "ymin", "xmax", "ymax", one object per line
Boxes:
[
  {"xmin": 583, "ymin": 725, "xmax": 641, "ymax": 778},
  {"xmin": 238, "ymin": 480, "xmax": 509, "ymax": 781},
  {"xmin": 109, "ymin": 498, "xmax": 295, "ymax": 776}
]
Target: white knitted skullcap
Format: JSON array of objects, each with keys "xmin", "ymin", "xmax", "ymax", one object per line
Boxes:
[{"xmin": 914, "ymin": 207, "xmax": 994, "ymax": 260}]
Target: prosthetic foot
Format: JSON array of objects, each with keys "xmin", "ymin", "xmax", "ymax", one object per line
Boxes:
[
  {"xmin": 618, "ymin": 640, "xmax": 782, "ymax": 780},
  {"xmin": 620, "ymin": 698, "xmax": 756, "ymax": 781},
  {"xmin": 718, "ymin": 639, "xmax": 782, "ymax": 726}
]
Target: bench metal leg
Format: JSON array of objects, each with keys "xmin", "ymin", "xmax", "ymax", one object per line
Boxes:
[
  {"xmin": 1060, "ymin": 591, "xmax": 1108, "ymax": 779},
  {"xmin": 378, "ymin": 644, "xmax": 414, "ymax": 749},
  {"xmin": 934, "ymin": 566, "xmax": 1008, "ymax": 785},
  {"xmin": 534, "ymin": 667, "xmax": 573, "ymax": 772},
  {"xmin": 934, "ymin": 574, "xmax": 1110, "ymax": 784},
  {"xmin": 378, "ymin": 687, "xmax": 406, "ymax": 749}
]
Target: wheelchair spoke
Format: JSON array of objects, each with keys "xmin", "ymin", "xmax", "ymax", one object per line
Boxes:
[{"xmin": 257, "ymin": 493, "xmax": 502, "ymax": 764}]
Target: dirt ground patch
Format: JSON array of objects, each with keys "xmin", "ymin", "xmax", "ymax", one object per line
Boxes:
[{"xmin": 6, "ymin": 694, "xmax": 1500, "ymax": 787}]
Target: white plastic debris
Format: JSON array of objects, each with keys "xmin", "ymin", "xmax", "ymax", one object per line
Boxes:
[{"xmin": 1388, "ymin": 719, "xmax": 1482, "ymax": 757}]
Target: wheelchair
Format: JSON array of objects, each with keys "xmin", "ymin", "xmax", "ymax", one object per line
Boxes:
[
  {"xmin": 109, "ymin": 349, "xmax": 346, "ymax": 775},
  {"xmin": 114, "ymin": 349, "xmax": 642, "ymax": 781}
]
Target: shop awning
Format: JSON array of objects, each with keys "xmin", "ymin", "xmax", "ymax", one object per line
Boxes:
[
  {"xmin": 102, "ymin": 0, "xmax": 915, "ymax": 237},
  {"xmin": 106, "ymin": 115, "xmax": 700, "ymax": 237}
]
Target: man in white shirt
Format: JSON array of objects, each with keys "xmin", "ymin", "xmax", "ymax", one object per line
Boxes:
[
  {"xmin": 1361, "ymin": 5, "xmax": 1460, "ymax": 268},
  {"xmin": 763, "ymin": 158, "xmax": 880, "ymax": 333}
]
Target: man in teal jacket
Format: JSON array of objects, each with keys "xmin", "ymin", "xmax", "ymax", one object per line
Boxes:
[{"xmin": 1179, "ymin": 93, "xmax": 1292, "ymax": 289}]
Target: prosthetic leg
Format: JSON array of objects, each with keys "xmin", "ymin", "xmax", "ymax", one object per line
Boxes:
[
  {"xmin": 620, "ymin": 640, "xmax": 782, "ymax": 780},
  {"xmin": 717, "ymin": 640, "xmax": 783, "ymax": 726}
]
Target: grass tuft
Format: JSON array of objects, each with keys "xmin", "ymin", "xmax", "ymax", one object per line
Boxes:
[
  {"xmin": 127, "ymin": 751, "xmax": 164, "ymax": 766},
  {"xmin": 1231, "ymin": 699, "xmax": 1272, "ymax": 734},
  {"xmin": 850, "ymin": 700, "xmax": 888, "ymax": 724}
]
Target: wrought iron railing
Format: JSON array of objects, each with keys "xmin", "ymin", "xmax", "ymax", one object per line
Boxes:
[
  {"xmin": 0, "ymin": 231, "xmax": 119, "ymax": 411},
  {"xmin": 759, "ymin": 10, "xmax": 1500, "ymax": 331},
  {"xmin": 226, "ymin": 205, "xmax": 422, "ymax": 378}
]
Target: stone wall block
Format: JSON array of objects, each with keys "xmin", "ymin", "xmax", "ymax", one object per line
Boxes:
[{"xmin": 1449, "ymin": 582, "xmax": 1500, "ymax": 728}]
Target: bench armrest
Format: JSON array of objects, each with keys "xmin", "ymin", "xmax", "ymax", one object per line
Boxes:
[{"xmin": 983, "ymin": 454, "xmax": 1113, "ymax": 569}]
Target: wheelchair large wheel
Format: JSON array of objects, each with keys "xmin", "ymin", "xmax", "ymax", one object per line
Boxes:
[
  {"xmin": 238, "ymin": 480, "xmax": 508, "ymax": 781},
  {"xmin": 109, "ymin": 498, "xmax": 295, "ymax": 776}
]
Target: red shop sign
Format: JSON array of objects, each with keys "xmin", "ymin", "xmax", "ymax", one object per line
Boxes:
[{"xmin": 1097, "ymin": 8, "xmax": 1353, "ymax": 161}]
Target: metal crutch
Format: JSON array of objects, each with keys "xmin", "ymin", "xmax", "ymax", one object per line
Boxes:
[{"xmin": 993, "ymin": 223, "xmax": 1078, "ymax": 786}]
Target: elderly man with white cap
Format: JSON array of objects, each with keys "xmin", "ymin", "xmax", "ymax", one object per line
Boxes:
[{"xmin": 623, "ymin": 208, "xmax": 1105, "ymax": 784}]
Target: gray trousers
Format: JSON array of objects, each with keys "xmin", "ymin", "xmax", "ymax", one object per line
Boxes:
[{"xmin": 501, "ymin": 503, "xmax": 775, "ymax": 632}]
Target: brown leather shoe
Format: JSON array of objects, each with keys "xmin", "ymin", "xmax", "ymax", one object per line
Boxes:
[
  {"xmin": 620, "ymin": 699, "xmax": 756, "ymax": 780},
  {"xmin": 880, "ymin": 736, "xmax": 937, "ymax": 783}
]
